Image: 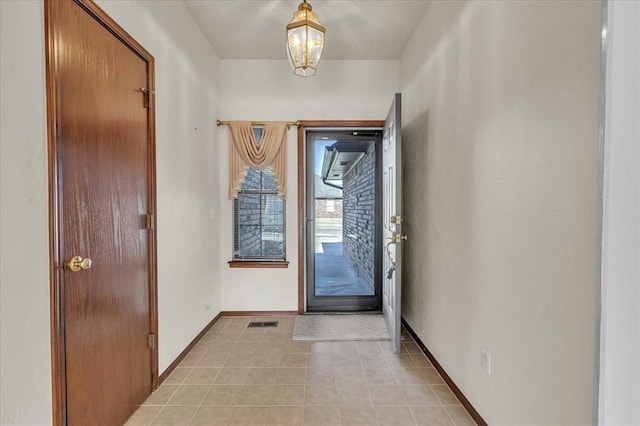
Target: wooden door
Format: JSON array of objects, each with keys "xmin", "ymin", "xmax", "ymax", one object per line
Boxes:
[
  {"xmin": 46, "ymin": 1, "xmax": 157, "ymax": 424},
  {"xmin": 382, "ymin": 93, "xmax": 403, "ymax": 353}
]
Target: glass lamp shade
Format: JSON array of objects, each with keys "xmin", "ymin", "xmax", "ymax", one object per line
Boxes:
[{"xmin": 286, "ymin": 1, "xmax": 325, "ymax": 77}]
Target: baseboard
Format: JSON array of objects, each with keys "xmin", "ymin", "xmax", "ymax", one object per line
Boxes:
[
  {"xmin": 401, "ymin": 318, "xmax": 488, "ymax": 426},
  {"xmin": 221, "ymin": 310, "xmax": 298, "ymax": 316},
  {"xmin": 157, "ymin": 312, "xmax": 223, "ymax": 386}
]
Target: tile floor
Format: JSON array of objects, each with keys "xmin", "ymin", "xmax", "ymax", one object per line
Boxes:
[{"xmin": 126, "ymin": 316, "xmax": 476, "ymax": 426}]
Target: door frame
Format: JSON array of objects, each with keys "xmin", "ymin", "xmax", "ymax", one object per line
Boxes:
[
  {"xmin": 304, "ymin": 129, "xmax": 383, "ymax": 311},
  {"xmin": 297, "ymin": 121, "xmax": 384, "ymax": 314},
  {"xmin": 45, "ymin": 1, "xmax": 158, "ymax": 424}
]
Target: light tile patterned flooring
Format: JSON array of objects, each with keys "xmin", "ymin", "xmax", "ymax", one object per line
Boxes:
[{"xmin": 126, "ymin": 316, "xmax": 476, "ymax": 426}]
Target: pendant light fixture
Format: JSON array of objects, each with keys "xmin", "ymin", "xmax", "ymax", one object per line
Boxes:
[{"xmin": 286, "ymin": 0, "xmax": 326, "ymax": 77}]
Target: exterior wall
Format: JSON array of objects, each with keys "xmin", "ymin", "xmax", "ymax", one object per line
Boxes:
[
  {"xmin": 315, "ymin": 199, "xmax": 343, "ymax": 219},
  {"xmin": 400, "ymin": 1, "xmax": 601, "ymax": 424},
  {"xmin": 236, "ymin": 196, "xmax": 262, "ymax": 256},
  {"xmin": 342, "ymin": 144, "xmax": 376, "ymax": 289},
  {"xmin": 235, "ymin": 170, "xmax": 265, "ymax": 257}
]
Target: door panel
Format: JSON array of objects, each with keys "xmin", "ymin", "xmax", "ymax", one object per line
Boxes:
[
  {"xmin": 48, "ymin": 1, "xmax": 154, "ymax": 424},
  {"xmin": 382, "ymin": 93, "xmax": 403, "ymax": 353}
]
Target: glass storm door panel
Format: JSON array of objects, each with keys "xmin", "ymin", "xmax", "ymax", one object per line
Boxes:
[{"xmin": 306, "ymin": 130, "xmax": 382, "ymax": 311}]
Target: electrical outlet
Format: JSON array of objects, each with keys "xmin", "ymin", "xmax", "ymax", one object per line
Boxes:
[
  {"xmin": 210, "ymin": 208, "xmax": 217, "ymax": 221},
  {"xmin": 481, "ymin": 347, "xmax": 492, "ymax": 376}
]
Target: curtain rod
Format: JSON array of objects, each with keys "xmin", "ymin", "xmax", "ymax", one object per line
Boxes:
[{"xmin": 216, "ymin": 119, "xmax": 299, "ymax": 129}]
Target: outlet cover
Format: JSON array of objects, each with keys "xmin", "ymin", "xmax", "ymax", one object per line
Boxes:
[{"xmin": 481, "ymin": 347, "xmax": 492, "ymax": 375}]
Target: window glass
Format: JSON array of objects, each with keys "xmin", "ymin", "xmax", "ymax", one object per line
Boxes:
[{"xmin": 233, "ymin": 128, "xmax": 286, "ymax": 261}]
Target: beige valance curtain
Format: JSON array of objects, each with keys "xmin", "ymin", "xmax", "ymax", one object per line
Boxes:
[{"xmin": 228, "ymin": 121, "xmax": 288, "ymax": 199}]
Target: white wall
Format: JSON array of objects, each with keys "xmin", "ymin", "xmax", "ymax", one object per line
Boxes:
[
  {"xmin": 400, "ymin": 1, "xmax": 601, "ymax": 424},
  {"xmin": 0, "ymin": 2, "xmax": 52, "ymax": 424},
  {"xmin": 0, "ymin": 1, "xmax": 221, "ymax": 423},
  {"xmin": 219, "ymin": 60, "xmax": 398, "ymax": 310},
  {"xmin": 599, "ymin": 0, "xmax": 640, "ymax": 424}
]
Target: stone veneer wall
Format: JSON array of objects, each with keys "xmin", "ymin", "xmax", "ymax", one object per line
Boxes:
[
  {"xmin": 342, "ymin": 144, "xmax": 375, "ymax": 290},
  {"xmin": 235, "ymin": 169, "xmax": 263, "ymax": 257}
]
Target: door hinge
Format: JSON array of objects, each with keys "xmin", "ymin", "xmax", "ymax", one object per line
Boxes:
[
  {"xmin": 138, "ymin": 88, "xmax": 155, "ymax": 109},
  {"xmin": 147, "ymin": 333, "xmax": 155, "ymax": 350},
  {"xmin": 390, "ymin": 215, "xmax": 403, "ymax": 224},
  {"xmin": 144, "ymin": 213, "xmax": 154, "ymax": 230}
]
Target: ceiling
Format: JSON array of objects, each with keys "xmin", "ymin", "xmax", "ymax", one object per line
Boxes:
[{"xmin": 183, "ymin": 1, "xmax": 432, "ymax": 60}]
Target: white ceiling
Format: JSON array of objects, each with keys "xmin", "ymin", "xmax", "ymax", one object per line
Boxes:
[{"xmin": 183, "ymin": 1, "xmax": 431, "ymax": 60}]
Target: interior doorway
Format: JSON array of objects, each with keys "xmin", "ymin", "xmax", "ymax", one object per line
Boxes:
[{"xmin": 304, "ymin": 127, "xmax": 383, "ymax": 311}]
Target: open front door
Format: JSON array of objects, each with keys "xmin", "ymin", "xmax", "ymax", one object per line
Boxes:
[{"xmin": 382, "ymin": 93, "xmax": 403, "ymax": 353}]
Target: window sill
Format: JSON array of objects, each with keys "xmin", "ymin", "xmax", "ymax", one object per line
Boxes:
[{"xmin": 228, "ymin": 260, "xmax": 289, "ymax": 269}]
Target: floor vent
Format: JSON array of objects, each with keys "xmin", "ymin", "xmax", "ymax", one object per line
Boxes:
[{"xmin": 247, "ymin": 321, "xmax": 279, "ymax": 328}]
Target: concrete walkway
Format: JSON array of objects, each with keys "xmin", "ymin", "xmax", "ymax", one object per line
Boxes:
[{"xmin": 314, "ymin": 242, "xmax": 374, "ymax": 296}]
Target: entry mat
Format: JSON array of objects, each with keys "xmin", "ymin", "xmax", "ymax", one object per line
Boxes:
[{"xmin": 293, "ymin": 314, "xmax": 390, "ymax": 341}]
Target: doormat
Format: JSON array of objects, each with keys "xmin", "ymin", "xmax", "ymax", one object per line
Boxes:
[{"xmin": 293, "ymin": 314, "xmax": 390, "ymax": 341}]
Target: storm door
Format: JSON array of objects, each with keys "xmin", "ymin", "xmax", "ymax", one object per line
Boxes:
[{"xmin": 305, "ymin": 129, "xmax": 382, "ymax": 311}]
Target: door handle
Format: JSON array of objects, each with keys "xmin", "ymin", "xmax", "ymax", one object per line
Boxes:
[
  {"xmin": 67, "ymin": 256, "xmax": 92, "ymax": 272},
  {"xmin": 386, "ymin": 232, "xmax": 408, "ymax": 249}
]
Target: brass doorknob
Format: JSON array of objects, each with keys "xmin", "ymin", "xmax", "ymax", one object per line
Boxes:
[{"xmin": 67, "ymin": 256, "xmax": 92, "ymax": 272}]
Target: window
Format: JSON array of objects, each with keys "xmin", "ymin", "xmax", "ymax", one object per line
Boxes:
[
  {"xmin": 232, "ymin": 128, "xmax": 286, "ymax": 262},
  {"xmin": 326, "ymin": 199, "xmax": 335, "ymax": 213}
]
